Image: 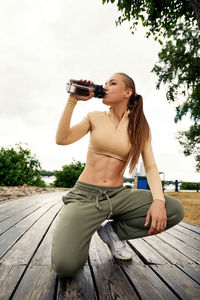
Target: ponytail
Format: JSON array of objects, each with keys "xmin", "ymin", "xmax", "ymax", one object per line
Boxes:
[{"xmin": 116, "ymin": 73, "xmax": 151, "ymax": 176}]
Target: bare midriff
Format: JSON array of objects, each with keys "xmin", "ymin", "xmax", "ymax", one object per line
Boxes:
[{"xmin": 78, "ymin": 151, "xmax": 126, "ymax": 186}]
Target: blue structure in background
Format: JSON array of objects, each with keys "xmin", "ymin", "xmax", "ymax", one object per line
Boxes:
[{"xmin": 136, "ymin": 176, "xmax": 150, "ymax": 190}]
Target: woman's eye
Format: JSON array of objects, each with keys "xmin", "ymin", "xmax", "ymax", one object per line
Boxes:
[{"xmin": 111, "ymin": 83, "xmax": 116, "ymax": 85}]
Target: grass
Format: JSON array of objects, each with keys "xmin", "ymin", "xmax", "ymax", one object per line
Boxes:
[{"xmin": 166, "ymin": 192, "xmax": 200, "ymax": 226}]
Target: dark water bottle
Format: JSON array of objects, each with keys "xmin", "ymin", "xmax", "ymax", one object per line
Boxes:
[{"xmin": 66, "ymin": 79, "xmax": 106, "ymax": 98}]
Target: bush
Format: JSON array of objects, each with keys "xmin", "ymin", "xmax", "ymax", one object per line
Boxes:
[
  {"xmin": 53, "ymin": 159, "xmax": 86, "ymax": 188},
  {"xmin": 0, "ymin": 142, "xmax": 46, "ymax": 187},
  {"xmin": 180, "ymin": 181, "xmax": 200, "ymax": 190}
]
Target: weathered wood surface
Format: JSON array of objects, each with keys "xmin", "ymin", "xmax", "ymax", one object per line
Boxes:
[{"xmin": 0, "ymin": 191, "xmax": 199, "ymax": 300}]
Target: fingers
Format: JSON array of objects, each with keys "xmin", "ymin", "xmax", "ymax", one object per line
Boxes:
[
  {"xmin": 148, "ymin": 218, "xmax": 167, "ymax": 235},
  {"xmin": 80, "ymin": 79, "xmax": 95, "ymax": 84},
  {"xmin": 144, "ymin": 211, "xmax": 150, "ymax": 227},
  {"xmin": 79, "ymin": 92, "xmax": 95, "ymax": 101},
  {"xmin": 161, "ymin": 218, "xmax": 167, "ymax": 231},
  {"xmin": 148, "ymin": 219, "xmax": 157, "ymax": 235}
]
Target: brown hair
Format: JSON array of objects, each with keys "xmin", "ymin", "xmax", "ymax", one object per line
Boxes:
[{"xmin": 116, "ymin": 72, "xmax": 152, "ymax": 176}]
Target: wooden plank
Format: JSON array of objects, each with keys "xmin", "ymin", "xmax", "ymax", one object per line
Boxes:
[
  {"xmin": 157, "ymin": 231, "xmax": 200, "ymax": 264},
  {"xmin": 0, "ymin": 198, "xmax": 40, "ymax": 221},
  {"xmin": 176, "ymin": 265, "xmax": 200, "ymax": 285},
  {"xmin": 166, "ymin": 227, "xmax": 200, "ymax": 250},
  {"xmin": 118, "ymin": 262, "xmax": 179, "ymax": 299},
  {"xmin": 175, "ymin": 225, "xmax": 200, "ymax": 241},
  {"xmin": 0, "ymin": 199, "xmax": 60, "ymax": 258},
  {"xmin": 89, "ymin": 232, "xmax": 140, "ymax": 299},
  {"xmin": 91, "ymin": 263, "xmax": 139, "ymax": 300},
  {"xmin": 142, "ymin": 233, "xmax": 196, "ymax": 265},
  {"xmin": 0, "ymin": 191, "xmax": 66, "ymax": 217},
  {"xmin": 0, "ymin": 193, "xmax": 55, "ymax": 214},
  {"xmin": 128, "ymin": 238, "xmax": 170, "ymax": 265},
  {"xmin": 30, "ymin": 206, "xmax": 61, "ymax": 266},
  {"xmin": 0, "ymin": 196, "xmax": 31, "ymax": 211},
  {"xmin": 0, "ymin": 201, "xmax": 63, "ymax": 265},
  {"xmin": 11, "ymin": 266, "xmax": 57, "ymax": 300},
  {"xmin": 0, "ymin": 194, "xmax": 53, "ymax": 217},
  {"xmin": 0, "ymin": 197, "xmax": 56, "ymax": 235},
  {"xmin": 0, "ymin": 265, "xmax": 25, "ymax": 300},
  {"xmin": 179, "ymin": 221, "xmax": 200, "ymax": 234},
  {"xmin": 56, "ymin": 264, "xmax": 97, "ymax": 300},
  {"xmin": 151, "ymin": 264, "xmax": 200, "ymax": 299}
]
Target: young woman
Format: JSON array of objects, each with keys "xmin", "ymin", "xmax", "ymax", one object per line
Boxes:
[{"xmin": 51, "ymin": 72, "xmax": 185, "ymax": 278}]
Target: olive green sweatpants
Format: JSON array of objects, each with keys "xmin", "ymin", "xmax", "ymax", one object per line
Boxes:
[{"xmin": 51, "ymin": 180, "xmax": 185, "ymax": 278}]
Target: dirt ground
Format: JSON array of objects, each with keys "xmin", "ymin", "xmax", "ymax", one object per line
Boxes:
[{"xmin": 166, "ymin": 192, "xmax": 200, "ymax": 226}]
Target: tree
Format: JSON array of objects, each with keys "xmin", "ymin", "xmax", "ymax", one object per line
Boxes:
[
  {"xmin": 0, "ymin": 142, "xmax": 46, "ymax": 186},
  {"xmin": 53, "ymin": 159, "xmax": 86, "ymax": 188},
  {"xmin": 102, "ymin": 0, "xmax": 200, "ymax": 172}
]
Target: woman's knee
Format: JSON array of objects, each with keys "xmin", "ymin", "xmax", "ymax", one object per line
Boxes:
[{"xmin": 51, "ymin": 251, "xmax": 87, "ymax": 278}]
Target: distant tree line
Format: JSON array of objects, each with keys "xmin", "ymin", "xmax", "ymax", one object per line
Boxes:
[{"xmin": 40, "ymin": 170, "xmax": 55, "ymax": 177}]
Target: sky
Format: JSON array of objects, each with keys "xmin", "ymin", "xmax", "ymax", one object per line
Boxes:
[{"xmin": 0, "ymin": 0, "xmax": 199, "ymax": 182}]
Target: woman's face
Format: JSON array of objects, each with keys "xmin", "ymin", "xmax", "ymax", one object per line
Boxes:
[{"xmin": 102, "ymin": 73, "xmax": 132, "ymax": 106}]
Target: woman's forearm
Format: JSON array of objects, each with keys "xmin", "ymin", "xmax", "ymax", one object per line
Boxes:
[
  {"xmin": 56, "ymin": 95, "xmax": 91, "ymax": 145},
  {"xmin": 55, "ymin": 95, "xmax": 78, "ymax": 145},
  {"xmin": 142, "ymin": 136, "xmax": 165, "ymax": 202},
  {"xmin": 145, "ymin": 164, "xmax": 165, "ymax": 202}
]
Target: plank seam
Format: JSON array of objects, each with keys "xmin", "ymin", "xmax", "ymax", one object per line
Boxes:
[
  {"xmin": 127, "ymin": 241, "xmax": 150, "ymax": 265},
  {"xmin": 117, "ymin": 262, "xmax": 143, "ymax": 300},
  {"xmin": 53, "ymin": 273, "xmax": 59, "ymax": 300},
  {"xmin": 175, "ymin": 264, "xmax": 200, "ymax": 286},
  {"xmin": 148, "ymin": 265, "xmax": 183, "ymax": 300},
  {"xmin": 87, "ymin": 255, "xmax": 101, "ymax": 300}
]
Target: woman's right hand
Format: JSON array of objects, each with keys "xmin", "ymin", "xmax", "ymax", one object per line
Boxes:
[{"xmin": 70, "ymin": 79, "xmax": 95, "ymax": 101}]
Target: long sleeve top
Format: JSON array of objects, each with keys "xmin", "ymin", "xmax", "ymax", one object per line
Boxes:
[{"xmin": 56, "ymin": 95, "xmax": 165, "ymax": 202}]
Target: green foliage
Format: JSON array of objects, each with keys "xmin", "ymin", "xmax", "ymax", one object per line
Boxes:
[
  {"xmin": 180, "ymin": 181, "xmax": 200, "ymax": 190},
  {"xmin": 0, "ymin": 142, "xmax": 46, "ymax": 187},
  {"xmin": 53, "ymin": 159, "xmax": 86, "ymax": 188},
  {"xmin": 102, "ymin": 0, "xmax": 200, "ymax": 173},
  {"xmin": 151, "ymin": 23, "xmax": 200, "ymax": 172},
  {"xmin": 102, "ymin": 1, "xmax": 196, "ymax": 39}
]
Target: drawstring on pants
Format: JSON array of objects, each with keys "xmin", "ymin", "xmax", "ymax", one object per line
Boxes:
[
  {"xmin": 74, "ymin": 181, "xmax": 128, "ymax": 221},
  {"xmin": 95, "ymin": 190, "xmax": 113, "ymax": 219}
]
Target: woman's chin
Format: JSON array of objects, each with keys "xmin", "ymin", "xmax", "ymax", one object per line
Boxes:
[{"xmin": 102, "ymin": 99, "xmax": 112, "ymax": 106}]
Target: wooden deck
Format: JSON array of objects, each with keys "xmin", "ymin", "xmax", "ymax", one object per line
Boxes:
[{"xmin": 0, "ymin": 191, "xmax": 199, "ymax": 300}]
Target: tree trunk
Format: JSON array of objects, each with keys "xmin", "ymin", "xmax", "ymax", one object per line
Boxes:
[{"xmin": 189, "ymin": 0, "xmax": 200, "ymax": 28}]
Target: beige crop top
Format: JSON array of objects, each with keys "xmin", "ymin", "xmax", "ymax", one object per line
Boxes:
[{"xmin": 56, "ymin": 95, "xmax": 165, "ymax": 202}]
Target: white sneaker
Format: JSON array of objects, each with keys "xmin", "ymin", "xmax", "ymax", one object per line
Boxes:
[{"xmin": 97, "ymin": 221, "xmax": 133, "ymax": 260}]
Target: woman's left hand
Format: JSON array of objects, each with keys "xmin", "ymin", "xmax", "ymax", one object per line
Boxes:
[{"xmin": 144, "ymin": 200, "xmax": 167, "ymax": 235}]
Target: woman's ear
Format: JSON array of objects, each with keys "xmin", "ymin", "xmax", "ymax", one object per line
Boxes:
[
  {"xmin": 125, "ymin": 88, "xmax": 133, "ymax": 98},
  {"xmin": 127, "ymin": 89, "xmax": 133, "ymax": 97}
]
